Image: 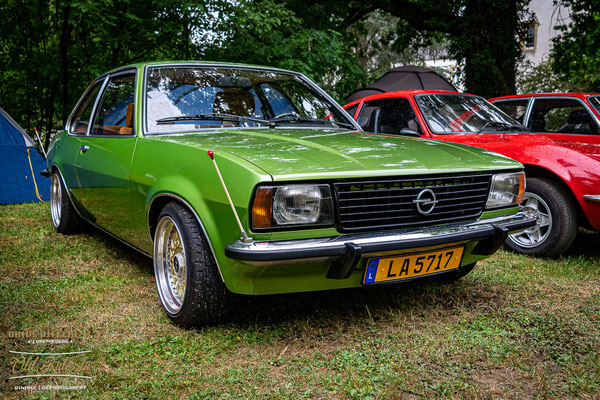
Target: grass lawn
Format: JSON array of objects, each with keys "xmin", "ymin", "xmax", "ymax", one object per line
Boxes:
[{"xmin": 1, "ymin": 202, "xmax": 599, "ymax": 399}]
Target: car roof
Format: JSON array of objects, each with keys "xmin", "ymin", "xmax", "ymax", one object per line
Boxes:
[
  {"xmin": 490, "ymin": 92, "xmax": 600, "ymax": 102},
  {"xmin": 344, "ymin": 89, "xmax": 477, "ymax": 107}
]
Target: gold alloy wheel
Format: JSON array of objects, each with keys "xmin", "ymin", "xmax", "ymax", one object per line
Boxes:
[{"xmin": 154, "ymin": 216, "xmax": 187, "ymax": 314}]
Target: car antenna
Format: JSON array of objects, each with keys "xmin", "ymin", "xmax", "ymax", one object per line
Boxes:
[{"xmin": 207, "ymin": 150, "xmax": 253, "ymax": 243}]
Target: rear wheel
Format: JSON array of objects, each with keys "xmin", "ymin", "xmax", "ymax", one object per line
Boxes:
[
  {"xmin": 50, "ymin": 171, "xmax": 83, "ymax": 234},
  {"xmin": 505, "ymin": 177, "xmax": 577, "ymax": 257},
  {"xmin": 153, "ymin": 202, "xmax": 234, "ymax": 327}
]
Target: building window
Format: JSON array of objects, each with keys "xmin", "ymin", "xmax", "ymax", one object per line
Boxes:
[{"xmin": 524, "ymin": 21, "xmax": 538, "ymax": 51}]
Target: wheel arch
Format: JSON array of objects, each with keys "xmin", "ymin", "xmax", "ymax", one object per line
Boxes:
[{"xmin": 523, "ymin": 164, "xmax": 589, "ymax": 229}]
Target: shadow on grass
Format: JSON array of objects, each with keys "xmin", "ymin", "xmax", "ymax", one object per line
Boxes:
[
  {"xmin": 563, "ymin": 228, "xmax": 600, "ymax": 258},
  {"xmin": 227, "ymin": 276, "xmax": 487, "ymax": 329}
]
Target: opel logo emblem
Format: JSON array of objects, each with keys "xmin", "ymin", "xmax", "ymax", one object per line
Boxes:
[{"xmin": 413, "ymin": 188, "xmax": 438, "ymax": 215}]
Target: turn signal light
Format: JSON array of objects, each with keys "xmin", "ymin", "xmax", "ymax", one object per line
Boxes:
[
  {"xmin": 252, "ymin": 187, "xmax": 273, "ymax": 228},
  {"xmin": 517, "ymin": 172, "xmax": 526, "ymax": 204}
]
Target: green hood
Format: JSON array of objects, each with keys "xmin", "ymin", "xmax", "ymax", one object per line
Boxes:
[{"xmin": 152, "ymin": 128, "xmax": 521, "ymax": 180}]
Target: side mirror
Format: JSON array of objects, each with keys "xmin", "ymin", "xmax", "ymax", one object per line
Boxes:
[
  {"xmin": 356, "ymin": 117, "xmax": 369, "ymax": 130},
  {"xmin": 400, "ymin": 127, "xmax": 420, "ymax": 136}
]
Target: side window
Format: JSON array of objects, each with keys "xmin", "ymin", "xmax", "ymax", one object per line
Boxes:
[
  {"xmin": 358, "ymin": 98, "xmax": 422, "ymax": 135},
  {"xmin": 69, "ymin": 82, "xmax": 102, "ymax": 134},
  {"xmin": 529, "ymin": 98, "xmax": 598, "ymax": 135},
  {"xmin": 493, "ymin": 100, "xmax": 529, "ymax": 124},
  {"xmin": 91, "ymin": 73, "xmax": 136, "ymax": 136}
]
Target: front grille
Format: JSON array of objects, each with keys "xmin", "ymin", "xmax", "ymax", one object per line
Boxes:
[{"xmin": 334, "ymin": 173, "xmax": 492, "ymax": 232}]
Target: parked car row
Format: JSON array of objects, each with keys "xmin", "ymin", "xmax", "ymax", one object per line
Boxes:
[{"xmin": 45, "ymin": 61, "xmax": 596, "ymax": 326}]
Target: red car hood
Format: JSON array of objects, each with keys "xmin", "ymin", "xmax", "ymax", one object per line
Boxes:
[{"xmin": 447, "ymin": 132, "xmax": 600, "ymax": 162}]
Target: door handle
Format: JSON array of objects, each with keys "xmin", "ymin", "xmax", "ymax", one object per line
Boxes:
[{"xmin": 80, "ymin": 145, "xmax": 89, "ymax": 153}]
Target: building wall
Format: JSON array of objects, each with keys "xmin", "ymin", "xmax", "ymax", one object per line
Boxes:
[{"xmin": 524, "ymin": 0, "xmax": 571, "ymax": 64}]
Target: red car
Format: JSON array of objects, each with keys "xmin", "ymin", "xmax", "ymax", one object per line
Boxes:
[{"xmin": 344, "ymin": 90, "xmax": 600, "ymax": 257}]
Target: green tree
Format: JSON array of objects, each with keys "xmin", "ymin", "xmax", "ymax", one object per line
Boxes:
[
  {"xmin": 284, "ymin": 0, "xmax": 532, "ymax": 98},
  {"xmin": 552, "ymin": 0, "xmax": 600, "ymax": 91}
]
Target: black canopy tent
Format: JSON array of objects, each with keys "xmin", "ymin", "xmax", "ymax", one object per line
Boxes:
[{"xmin": 347, "ymin": 65, "xmax": 457, "ymax": 103}]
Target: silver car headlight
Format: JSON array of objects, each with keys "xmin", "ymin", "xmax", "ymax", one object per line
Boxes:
[
  {"xmin": 486, "ymin": 172, "xmax": 526, "ymax": 209},
  {"xmin": 252, "ymin": 184, "xmax": 334, "ymax": 229}
]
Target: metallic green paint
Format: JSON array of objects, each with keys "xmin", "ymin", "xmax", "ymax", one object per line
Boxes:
[{"xmin": 47, "ymin": 62, "xmax": 526, "ymax": 296}]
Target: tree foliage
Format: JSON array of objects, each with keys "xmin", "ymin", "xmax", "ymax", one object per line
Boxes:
[{"xmin": 552, "ymin": 0, "xmax": 600, "ymax": 91}]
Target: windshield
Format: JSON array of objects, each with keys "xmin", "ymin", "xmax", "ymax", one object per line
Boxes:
[
  {"xmin": 145, "ymin": 66, "xmax": 356, "ymax": 133},
  {"xmin": 589, "ymin": 96, "xmax": 600, "ymax": 114},
  {"xmin": 415, "ymin": 94, "xmax": 524, "ymax": 134}
]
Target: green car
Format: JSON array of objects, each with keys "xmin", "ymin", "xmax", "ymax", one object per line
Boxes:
[{"xmin": 45, "ymin": 61, "xmax": 535, "ymax": 327}]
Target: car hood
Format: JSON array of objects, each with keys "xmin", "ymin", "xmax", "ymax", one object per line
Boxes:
[{"xmin": 151, "ymin": 128, "xmax": 521, "ymax": 180}]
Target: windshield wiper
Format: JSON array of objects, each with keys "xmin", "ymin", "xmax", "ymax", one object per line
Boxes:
[
  {"xmin": 269, "ymin": 116, "xmax": 355, "ymax": 129},
  {"xmin": 156, "ymin": 113, "xmax": 273, "ymax": 127},
  {"xmin": 478, "ymin": 121, "xmax": 529, "ymax": 133}
]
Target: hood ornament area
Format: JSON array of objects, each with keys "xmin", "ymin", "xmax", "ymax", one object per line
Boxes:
[{"xmin": 413, "ymin": 188, "xmax": 438, "ymax": 215}]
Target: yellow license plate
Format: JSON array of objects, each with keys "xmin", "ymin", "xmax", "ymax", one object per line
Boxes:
[{"xmin": 363, "ymin": 246, "xmax": 465, "ymax": 284}]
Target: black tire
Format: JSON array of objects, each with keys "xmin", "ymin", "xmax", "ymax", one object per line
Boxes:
[
  {"xmin": 153, "ymin": 202, "xmax": 234, "ymax": 327},
  {"xmin": 50, "ymin": 171, "xmax": 83, "ymax": 234},
  {"xmin": 505, "ymin": 177, "xmax": 578, "ymax": 257},
  {"xmin": 433, "ymin": 262, "xmax": 476, "ymax": 283}
]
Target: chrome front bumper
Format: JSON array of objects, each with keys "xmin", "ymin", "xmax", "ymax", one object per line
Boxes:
[{"xmin": 225, "ymin": 211, "xmax": 536, "ymax": 277}]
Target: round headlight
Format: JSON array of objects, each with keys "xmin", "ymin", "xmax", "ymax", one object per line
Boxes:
[{"xmin": 252, "ymin": 184, "xmax": 334, "ymax": 228}]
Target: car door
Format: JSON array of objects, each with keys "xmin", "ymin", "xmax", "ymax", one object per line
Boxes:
[
  {"xmin": 526, "ymin": 97, "xmax": 600, "ymax": 147},
  {"xmin": 72, "ymin": 70, "xmax": 138, "ymax": 238}
]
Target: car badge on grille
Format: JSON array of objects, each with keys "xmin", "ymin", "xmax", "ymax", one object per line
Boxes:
[{"xmin": 413, "ymin": 188, "xmax": 438, "ymax": 215}]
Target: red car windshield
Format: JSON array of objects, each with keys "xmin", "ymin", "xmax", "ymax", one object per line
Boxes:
[{"xmin": 415, "ymin": 93, "xmax": 521, "ymax": 134}]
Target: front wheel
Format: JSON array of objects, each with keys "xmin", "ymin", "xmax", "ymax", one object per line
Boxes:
[
  {"xmin": 153, "ymin": 202, "xmax": 234, "ymax": 327},
  {"xmin": 505, "ymin": 177, "xmax": 577, "ymax": 257}
]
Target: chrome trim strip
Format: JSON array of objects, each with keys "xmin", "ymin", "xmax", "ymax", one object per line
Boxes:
[
  {"xmin": 147, "ymin": 193, "xmax": 225, "ymax": 281},
  {"xmin": 226, "ymin": 211, "xmax": 535, "ymax": 266},
  {"xmin": 51, "ymin": 165, "xmax": 152, "ymax": 258},
  {"xmin": 583, "ymin": 195, "xmax": 600, "ymax": 203}
]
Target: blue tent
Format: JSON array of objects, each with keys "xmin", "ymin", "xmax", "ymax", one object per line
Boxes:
[{"xmin": 0, "ymin": 107, "xmax": 50, "ymax": 204}]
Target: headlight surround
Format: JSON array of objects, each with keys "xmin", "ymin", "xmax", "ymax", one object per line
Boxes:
[
  {"xmin": 485, "ymin": 172, "xmax": 526, "ymax": 209},
  {"xmin": 252, "ymin": 184, "xmax": 334, "ymax": 229}
]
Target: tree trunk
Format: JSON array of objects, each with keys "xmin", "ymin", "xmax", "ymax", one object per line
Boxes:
[{"xmin": 460, "ymin": 0, "xmax": 521, "ymax": 97}]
